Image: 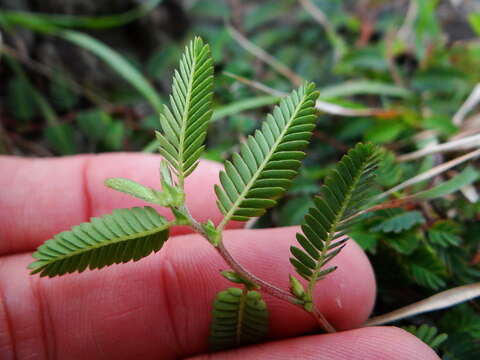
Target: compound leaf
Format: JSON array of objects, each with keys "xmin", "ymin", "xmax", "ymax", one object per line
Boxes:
[
  {"xmin": 215, "ymin": 82, "xmax": 319, "ymax": 225},
  {"xmin": 209, "ymin": 287, "xmax": 269, "ymax": 351},
  {"xmin": 428, "ymin": 220, "xmax": 462, "ymax": 247},
  {"xmin": 290, "ymin": 143, "xmax": 380, "ymax": 286},
  {"xmin": 403, "ymin": 324, "xmax": 448, "ymax": 350},
  {"xmin": 156, "ymin": 37, "xmax": 214, "ymax": 180},
  {"xmin": 371, "ymin": 210, "xmax": 425, "ymax": 234},
  {"xmin": 418, "ymin": 166, "xmax": 478, "ymax": 200},
  {"xmin": 28, "ymin": 206, "xmax": 170, "ymax": 277}
]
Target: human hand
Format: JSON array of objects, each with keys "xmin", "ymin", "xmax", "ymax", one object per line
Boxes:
[{"xmin": 0, "ymin": 153, "xmax": 439, "ymax": 359}]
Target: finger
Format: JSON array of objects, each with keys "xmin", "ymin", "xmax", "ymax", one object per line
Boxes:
[
  {"xmin": 0, "ymin": 227, "xmax": 375, "ymax": 359},
  {"xmin": 188, "ymin": 327, "xmax": 440, "ymax": 360},
  {"xmin": 0, "ymin": 153, "xmax": 242, "ymax": 255}
]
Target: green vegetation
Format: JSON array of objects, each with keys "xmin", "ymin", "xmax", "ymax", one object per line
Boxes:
[{"xmin": 1, "ymin": 1, "xmax": 480, "ymax": 357}]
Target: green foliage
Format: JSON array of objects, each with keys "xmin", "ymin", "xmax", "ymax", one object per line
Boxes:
[
  {"xmin": 403, "ymin": 324, "xmax": 447, "ymax": 350},
  {"xmin": 104, "ymin": 178, "xmax": 162, "ymax": 204},
  {"xmin": 209, "ymin": 287, "xmax": 269, "ymax": 351},
  {"xmin": 215, "ymin": 82, "xmax": 319, "ymax": 223},
  {"xmin": 6, "ymin": 77, "xmax": 38, "ymax": 121},
  {"xmin": 28, "ymin": 207, "xmax": 170, "ymax": 277},
  {"xmin": 4, "ymin": 2, "xmax": 479, "ymax": 355},
  {"xmin": 371, "ymin": 210, "xmax": 426, "ymax": 234},
  {"xmin": 0, "ymin": 0, "xmax": 162, "ymax": 29},
  {"xmin": 440, "ymin": 305, "xmax": 480, "ymax": 359},
  {"xmin": 375, "ymin": 150, "xmax": 403, "ymax": 187},
  {"xmin": 61, "ymin": 30, "xmax": 164, "ymax": 114},
  {"xmin": 428, "ymin": 221, "xmax": 461, "ymax": 247},
  {"xmin": 418, "ymin": 166, "xmax": 479, "ymax": 200},
  {"xmin": 156, "ymin": 37, "xmax": 214, "ymax": 180},
  {"xmin": 408, "ymin": 247, "xmax": 447, "ymax": 290},
  {"xmin": 290, "ymin": 143, "xmax": 380, "ymax": 287}
]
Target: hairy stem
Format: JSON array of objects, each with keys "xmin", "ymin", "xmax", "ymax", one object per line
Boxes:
[
  {"xmin": 312, "ymin": 307, "xmax": 337, "ymax": 333},
  {"xmin": 176, "ymin": 204, "xmax": 336, "ymax": 333},
  {"xmin": 216, "ymin": 240, "xmax": 302, "ymax": 305}
]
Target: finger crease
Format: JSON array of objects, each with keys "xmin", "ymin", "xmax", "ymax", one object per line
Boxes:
[
  {"xmin": 30, "ymin": 276, "xmax": 56, "ymax": 360},
  {"xmin": 0, "ymin": 274, "xmax": 17, "ymax": 360},
  {"xmin": 159, "ymin": 253, "xmax": 184, "ymax": 357},
  {"xmin": 82, "ymin": 157, "xmax": 93, "ymax": 221}
]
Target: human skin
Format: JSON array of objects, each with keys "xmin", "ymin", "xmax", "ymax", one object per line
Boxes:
[{"xmin": 0, "ymin": 153, "xmax": 439, "ymax": 359}]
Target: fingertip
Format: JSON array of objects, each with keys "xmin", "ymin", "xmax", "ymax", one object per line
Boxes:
[{"xmin": 188, "ymin": 326, "xmax": 440, "ymax": 360}]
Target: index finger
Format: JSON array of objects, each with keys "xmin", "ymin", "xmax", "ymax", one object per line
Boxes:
[{"xmin": 0, "ymin": 153, "xmax": 242, "ymax": 255}]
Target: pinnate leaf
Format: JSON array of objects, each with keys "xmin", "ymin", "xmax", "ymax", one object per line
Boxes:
[
  {"xmin": 290, "ymin": 143, "xmax": 380, "ymax": 284},
  {"xmin": 29, "ymin": 206, "xmax": 170, "ymax": 277},
  {"xmin": 209, "ymin": 287, "xmax": 268, "ymax": 351},
  {"xmin": 156, "ymin": 37, "xmax": 214, "ymax": 179},
  {"xmin": 215, "ymin": 82, "xmax": 319, "ymax": 225}
]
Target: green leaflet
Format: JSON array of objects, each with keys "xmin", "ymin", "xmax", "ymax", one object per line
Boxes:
[
  {"xmin": 156, "ymin": 37, "xmax": 214, "ymax": 180},
  {"xmin": 409, "ymin": 247, "xmax": 447, "ymax": 290},
  {"xmin": 215, "ymin": 82, "xmax": 319, "ymax": 226},
  {"xmin": 104, "ymin": 176, "xmax": 184, "ymax": 207},
  {"xmin": 403, "ymin": 324, "xmax": 448, "ymax": 350},
  {"xmin": 209, "ymin": 287, "xmax": 269, "ymax": 351},
  {"xmin": 371, "ymin": 210, "xmax": 425, "ymax": 234},
  {"xmin": 428, "ymin": 220, "xmax": 461, "ymax": 247},
  {"xmin": 290, "ymin": 143, "xmax": 380, "ymax": 289},
  {"xmin": 28, "ymin": 207, "xmax": 170, "ymax": 277},
  {"xmin": 418, "ymin": 166, "xmax": 478, "ymax": 200},
  {"xmin": 104, "ymin": 178, "xmax": 160, "ymax": 203}
]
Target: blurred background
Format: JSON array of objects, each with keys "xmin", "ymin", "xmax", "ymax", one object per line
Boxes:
[{"xmin": 1, "ymin": 0, "xmax": 480, "ymax": 357}]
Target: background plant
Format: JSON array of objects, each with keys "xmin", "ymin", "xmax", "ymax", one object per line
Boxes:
[{"xmin": 1, "ymin": 0, "xmax": 480, "ymax": 357}]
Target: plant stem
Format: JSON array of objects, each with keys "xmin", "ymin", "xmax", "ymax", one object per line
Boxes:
[
  {"xmin": 312, "ymin": 307, "xmax": 337, "ymax": 333},
  {"xmin": 216, "ymin": 240, "xmax": 302, "ymax": 305},
  {"xmin": 176, "ymin": 203, "xmax": 336, "ymax": 333}
]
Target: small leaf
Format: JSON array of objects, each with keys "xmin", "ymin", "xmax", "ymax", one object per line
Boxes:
[
  {"xmin": 221, "ymin": 270, "xmax": 259, "ymax": 290},
  {"xmin": 289, "ymin": 275, "xmax": 305, "ymax": 300},
  {"xmin": 428, "ymin": 221, "xmax": 461, "ymax": 248},
  {"xmin": 76, "ymin": 109, "xmax": 111, "ymax": 142},
  {"xmin": 209, "ymin": 287, "xmax": 269, "ymax": 351},
  {"xmin": 371, "ymin": 210, "xmax": 425, "ymax": 234},
  {"xmin": 202, "ymin": 220, "xmax": 221, "ymax": 246},
  {"xmin": 403, "ymin": 324, "xmax": 448, "ymax": 350},
  {"xmin": 104, "ymin": 178, "xmax": 159, "ymax": 203},
  {"xmin": 158, "ymin": 160, "xmax": 185, "ymax": 207},
  {"xmin": 418, "ymin": 166, "xmax": 478, "ymax": 200},
  {"xmin": 103, "ymin": 121, "xmax": 125, "ymax": 150},
  {"xmin": 7, "ymin": 77, "xmax": 38, "ymax": 121},
  {"xmin": 44, "ymin": 124, "xmax": 78, "ymax": 155}
]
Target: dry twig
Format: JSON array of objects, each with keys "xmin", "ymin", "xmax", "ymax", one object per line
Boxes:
[{"xmin": 365, "ymin": 282, "xmax": 480, "ymax": 326}]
